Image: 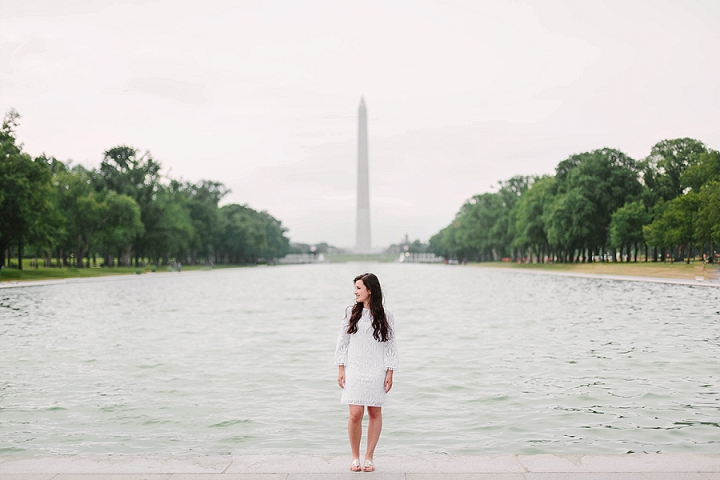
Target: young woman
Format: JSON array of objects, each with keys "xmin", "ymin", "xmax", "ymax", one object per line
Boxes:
[{"xmin": 335, "ymin": 273, "xmax": 399, "ymax": 472}]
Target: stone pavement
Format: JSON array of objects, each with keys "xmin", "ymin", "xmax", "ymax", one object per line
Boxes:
[{"xmin": 1, "ymin": 454, "xmax": 719, "ymax": 479}]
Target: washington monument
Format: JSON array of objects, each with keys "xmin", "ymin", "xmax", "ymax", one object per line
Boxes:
[{"xmin": 356, "ymin": 97, "xmax": 371, "ymax": 253}]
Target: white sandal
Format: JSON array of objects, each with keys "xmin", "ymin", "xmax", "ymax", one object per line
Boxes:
[
  {"xmin": 350, "ymin": 458, "xmax": 361, "ymax": 472},
  {"xmin": 363, "ymin": 459, "xmax": 375, "ymax": 472}
]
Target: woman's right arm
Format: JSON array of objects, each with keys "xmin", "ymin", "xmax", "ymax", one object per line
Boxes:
[
  {"xmin": 337, "ymin": 365, "xmax": 345, "ymax": 389},
  {"xmin": 334, "ymin": 307, "xmax": 352, "ymax": 388},
  {"xmin": 334, "ymin": 307, "xmax": 351, "ymax": 365}
]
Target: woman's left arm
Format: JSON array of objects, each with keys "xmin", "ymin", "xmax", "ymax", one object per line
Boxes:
[{"xmin": 383, "ymin": 310, "xmax": 399, "ymax": 373}]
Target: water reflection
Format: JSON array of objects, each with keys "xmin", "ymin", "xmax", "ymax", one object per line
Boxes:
[{"xmin": 0, "ymin": 264, "xmax": 718, "ymax": 455}]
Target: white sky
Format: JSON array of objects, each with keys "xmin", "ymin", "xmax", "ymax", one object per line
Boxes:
[{"xmin": 2, "ymin": 0, "xmax": 719, "ymax": 248}]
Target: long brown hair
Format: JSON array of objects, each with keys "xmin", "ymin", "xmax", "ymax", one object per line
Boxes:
[{"xmin": 346, "ymin": 273, "xmax": 390, "ymax": 342}]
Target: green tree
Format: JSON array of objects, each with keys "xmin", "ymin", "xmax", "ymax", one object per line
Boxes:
[
  {"xmin": 681, "ymin": 149, "xmax": 720, "ymax": 193},
  {"xmin": 554, "ymin": 148, "xmax": 642, "ymax": 260},
  {"xmin": 94, "ymin": 146, "xmax": 161, "ymax": 265},
  {"xmin": 640, "ymin": 138, "xmax": 707, "ymax": 202},
  {"xmin": 0, "ymin": 110, "xmax": 58, "ymax": 268},
  {"xmin": 54, "ymin": 164, "xmax": 142, "ymax": 267},
  {"xmin": 511, "ymin": 176, "xmax": 556, "ymax": 262},
  {"xmin": 609, "ymin": 201, "xmax": 650, "ymax": 262},
  {"xmin": 644, "ymin": 194, "xmax": 701, "ymax": 263},
  {"xmin": 216, "ymin": 204, "xmax": 290, "ymax": 263},
  {"xmin": 54, "ymin": 165, "xmax": 94, "ymax": 266},
  {"xmin": 95, "ymin": 146, "xmax": 162, "ymax": 198},
  {"xmin": 179, "ymin": 180, "xmax": 229, "ymax": 263},
  {"xmin": 453, "ymin": 193, "xmax": 505, "ymax": 261},
  {"xmin": 33, "ymin": 155, "xmax": 67, "ymax": 264},
  {"xmin": 141, "ymin": 186, "xmax": 195, "ymax": 265},
  {"xmin": 642, "ymin": 200, "xmax": 667, "ymax": 261},
  {"xmin": 96, "ymin": 192, "xmax": 145, "ymax": 266},
  {"xmin": 257, "ymin": 210, "xmax": 291, "ymax": 260},
  {"xmin": 695, "ymin": 182, "xmax": 720, "ymax": 263},
  {"xmin": 543, "ymin": 188, "xmax": 594, "ymax": 262},
  {"xmin": 428, "ymin": 223, "xmax": 459, "ymax": 260},
  {"xmin": 493, "ymin": 176, "xmax": 532, "ymax": 259}
]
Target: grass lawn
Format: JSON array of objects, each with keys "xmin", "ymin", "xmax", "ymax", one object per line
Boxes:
[
  {"xmin": 4, "ymin": 258, "xmax": 717, "ymax": 284},
  {"xmin": 0, "ymin": 264, "xmax": 244, "ymax": 283},
  {"xmin": 470, "ymin": 260, "xmax": 719, "ymax": 281}
]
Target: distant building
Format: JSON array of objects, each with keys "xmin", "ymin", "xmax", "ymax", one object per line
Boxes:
[
  {"xmin": 355, "ymin": 97, "xmax": 372, "ymax": 253},
  {"xmin": 289, "ymin": 242, "xmax": 345, "ymax": 255},
  {"xmin": 386, "ymin": 234, "xmax": 428, "ymax": 254}
]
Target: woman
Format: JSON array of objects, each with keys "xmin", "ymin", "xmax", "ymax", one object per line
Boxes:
[{"xmin": 335, "ymin": 273, "xmax": 399, "ymax": 472}]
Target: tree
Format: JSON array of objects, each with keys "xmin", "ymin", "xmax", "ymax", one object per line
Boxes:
[
  {"xmin": 141, "ymin": 186, "xmax": 195, "ymax": 265},
  {"xmin": 1, "ymin": 112, "xmax": 294, "ymax": 268},
  {"xmin": 216, "ymin": 204, "xmax": 290, "ymax": 263},
  {"xmin": 428, "ymin": 223, "xmax": 459, "ymax": 260},
  {"xmin": 32, "ymin": 156, "xmax": 67, "ymax": 264},
  {"xmin": 95, "ymin": 146, "xmax": 162, "ymax": 198},
  {"xmin": 543, "ymin": 188, "xmax": 594, "ymax": 262},
  {"xmin": 554, "ymin": 148, "xmax": 642, "ymax": 259},
  {"xmin": 96, "ymin": 192, "xmax": 145, "ymax": 266},
  {"xmin": 54, "ymin": 165, "xmax": 142, "ymax": 267},
  {"xmin": 644, "ymin": 194, "xmax": 701, "ymax": 263},
  {"xmin": 609, "ymin": 201, "xmax": 650, "ymax": 262},
  {"xmin": 695, "ymin": 182, "xmax": 720, "ymax": 263},
  {"xmin": 682, "ymin": 149, "xmax": 720, "ymax": 193},
  {"xmin": 54, "ymin": 165, "xmax": 95, "ymax": 266},
  {"xmin": 642, "ymin": 201, "xmax": 668, "ymax": 262},
  {"xmin": 453, "ymin": 193, "xmax": 505, "ymax": 261},
  {"xmin": 257, "ymin": 210, "xmax": 291, "ymax": 260},
  {"xmin": 494, "ymin": 176, "xmax": 533, "ymax": 259},
  {"xmin": 512, "ymin": 176, "xmax": 556, "ymax": 262},
  {"xmin": 94, "ymin": 146, "xmax": 161, "ymax": 265},
  {"xmin": 640, "ymin": 138, "xmax": 707, "ymax": 202},
  {"xmin": 0, "ymin": 110, "xmax": 58, "ymax": 269},
  {"xmin": 178, "ymin": 180, "xmax": 229, "ymax": 263}
]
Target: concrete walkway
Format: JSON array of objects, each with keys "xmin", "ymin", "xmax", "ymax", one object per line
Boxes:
[{"xmin": 1, "ymin": 454, "xmax": 719, "ymax": 479}]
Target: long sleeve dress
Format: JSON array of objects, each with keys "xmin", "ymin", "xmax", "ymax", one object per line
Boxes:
[{"xmin": 334, "ymin": 306, "xmax": 399, "ymax": 407}]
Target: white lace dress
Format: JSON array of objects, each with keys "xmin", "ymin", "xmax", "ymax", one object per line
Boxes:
[{"xmin": 334, "ymin": 307, "xmax": 399, "ymax": 407}]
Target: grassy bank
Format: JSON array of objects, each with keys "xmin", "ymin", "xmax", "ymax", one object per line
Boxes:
[
  {"xmin": 0, "ymin": 264, "xmax": 244, "ymax": 283},
  {"xmin": 469, "ymin": 260, "xmax": 719, "ymax": 281},
  {"xmin": 5, "ymin": 258, "xmax": 716, "ymax": 284}
]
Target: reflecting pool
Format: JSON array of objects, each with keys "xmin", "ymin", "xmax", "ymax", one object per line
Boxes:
[{"xmin": 1, "ymin": 263, "xmax": 718, "ymax": 455}]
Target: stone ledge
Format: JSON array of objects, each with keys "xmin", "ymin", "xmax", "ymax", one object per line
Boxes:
[{"xmin": 0, "ymin": 454, "xmax": 718, "ymax": 476}]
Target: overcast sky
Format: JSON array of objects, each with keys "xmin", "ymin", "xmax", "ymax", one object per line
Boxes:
[{"xmin": 2, "ymin": 0, "xmax": 719, "ymax": 248}]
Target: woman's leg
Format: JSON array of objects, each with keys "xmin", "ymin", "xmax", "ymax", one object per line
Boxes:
[
  {"xmin": 348, "ymin": 405, "xmax": 364, "ymax": 460},
  {"xmin": 365, "ymin": 406, "xmax": 382, "ymax": 460}
]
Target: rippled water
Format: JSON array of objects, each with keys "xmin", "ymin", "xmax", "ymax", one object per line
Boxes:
[{"xmin": 1, "ymin": 263, "xmax": 719, "ymax": 456}]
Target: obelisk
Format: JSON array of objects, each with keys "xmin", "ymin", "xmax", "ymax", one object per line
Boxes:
[{"xmin": 355, "ymin": 97, "xmax": 371, "ymax": 253}]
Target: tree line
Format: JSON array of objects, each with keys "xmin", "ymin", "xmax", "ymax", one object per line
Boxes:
[
  {"xmin": 428, "ymin": 138, "xmax": 720, "ymax": 264},
  {"xmin": 0, "ymin": 110, "xmax": 291, "ymax": 269}
]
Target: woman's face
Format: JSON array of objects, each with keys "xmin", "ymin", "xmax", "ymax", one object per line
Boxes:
[{"xmin": 354, "ymin": 279, "xmax": 371, "ymax": 305}]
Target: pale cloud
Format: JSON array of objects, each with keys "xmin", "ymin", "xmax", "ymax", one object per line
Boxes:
[
  {"xmin": 123, "ymin": 77, "xmax": 207, "ymax": 104},
  {"xmin": 1, "ymin": 0, "xmax": 719, "ymax": 247}
]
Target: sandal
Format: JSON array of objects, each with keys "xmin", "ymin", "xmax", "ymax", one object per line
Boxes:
[
  {"xmin": 363, "ymin": 459, "xmax": 375, "ymax": 472},
  {"xmin": 350, "ymin": 458, "xmax": 361, "ymax": 472}
]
